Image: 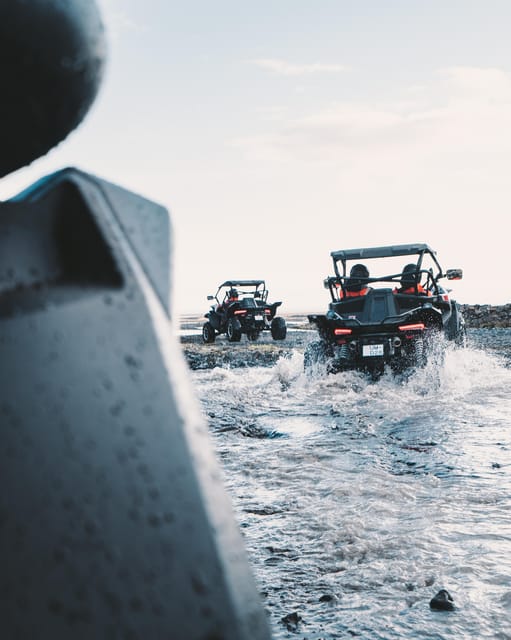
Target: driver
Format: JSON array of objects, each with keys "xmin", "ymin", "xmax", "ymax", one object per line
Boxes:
[
  {"xmin": 225, "ymin": 288, "xmax": 239, "ymax": 305},
  {"xmin": 338, "ymin": 264, "xmax": 371, "ymax": 299},
  {"xmin": 216, "ymin": 288, "xmax": 239, "ymax": 314},
  {"xmin": 218, "ymin": 288, "xmax": 238, "ymax": 311}
]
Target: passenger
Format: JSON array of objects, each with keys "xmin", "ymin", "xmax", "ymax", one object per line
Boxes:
[
  {"xmin": 339, "ymin": 264, "xmax": 371, "ymax": 299},
  {"xmin": 394, "ymin": 264, "xmax": 431, "ymax": 295}
]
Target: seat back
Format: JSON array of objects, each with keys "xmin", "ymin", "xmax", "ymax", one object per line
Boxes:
[{"xmin": 332, "ymin": 288, "xmax": 399, "ymax": 324}]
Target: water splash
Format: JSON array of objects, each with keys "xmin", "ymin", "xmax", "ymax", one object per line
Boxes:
[{"xmin": 190, "ymin": 336, "xmax": 511, "ymax": 640}]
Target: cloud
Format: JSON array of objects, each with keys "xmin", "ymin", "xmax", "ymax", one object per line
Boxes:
[
  {"xmin": 233, "ymin": 66, "xmax": 511, "ymax": 163},
  {"xmin": 438, "ymin": 66, "xmax": 511, "ymax": 98},
  {"xmin": 250, "ymin": 58, "xmax": 350, "ymax": 76}
]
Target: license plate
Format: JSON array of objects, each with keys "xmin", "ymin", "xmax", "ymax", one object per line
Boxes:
[{"xmin": 363, "ymin": 344, "xmax": 384, "ymax": 357}]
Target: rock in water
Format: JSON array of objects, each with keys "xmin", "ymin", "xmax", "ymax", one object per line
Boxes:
[
  {"xmin": 430, "ymin": 589, "xmax": 455, "ymax": 611},
  {"xmin": 281, "ymin": 611, "xmax": 302, "ymax": 632}
]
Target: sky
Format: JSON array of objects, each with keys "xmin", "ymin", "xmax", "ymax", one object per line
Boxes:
[{"xmin": 1, "ymin": 0, "xmax": 510, "ymax": 313}]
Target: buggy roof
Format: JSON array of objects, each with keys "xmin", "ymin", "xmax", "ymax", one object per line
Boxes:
[
  {"xmin": 219, "ymin": 280, "xmax": 265, "ymax": 288},
  {"xmin": 330, "ymin": 243, "xmax": 435, "ymax": 261}
]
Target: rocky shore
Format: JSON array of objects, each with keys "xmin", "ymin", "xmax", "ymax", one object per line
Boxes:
[
  {"xmin": 179, "ymin": 306, "xmax": 510, "ymax": 371},
  {"xmin": 179, "ymin": 332, "xmax": 306, "ymax": 370},
  {"xmin": 461, "ymin": 303, "xmax": 511, "ymax": 328}
]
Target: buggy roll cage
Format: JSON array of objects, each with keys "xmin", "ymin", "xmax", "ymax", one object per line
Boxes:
[
  {"xmin": 326, "ymin": 243, "xmax": 458, "ymax": 300},
  {"xmin": 208, "ymin": 280, "xmax": 268, "ymax": 305}
]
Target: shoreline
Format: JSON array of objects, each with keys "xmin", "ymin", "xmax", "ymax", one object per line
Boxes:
[
  {"xmin": 460, "ymin": 303, "xmax": 511, "ymax": 328},
  {"xmin": 180, "ymin": 304, "xmax": 511, "ymax": 331},
  {"xmin": 178, "ymin": 306, "xmax": 511, "ymax": 371}
]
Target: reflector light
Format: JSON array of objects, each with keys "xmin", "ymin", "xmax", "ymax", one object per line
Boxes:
[
  {"xmin": 265, "ymin": 309, "xmax": 271, "ymax": 314},
  {"xmin": 398, "ymin": 323, "xmax": 425, "ymax": 331},
  {"xmin": 334, "ymin": 328, "xmax": 352, "ymax": 335},
  {"xmin": 234, "ymin": 310, "xmax": 247, "ymax": 315}
]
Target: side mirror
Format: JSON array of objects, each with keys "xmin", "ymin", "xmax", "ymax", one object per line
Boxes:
[
  {"xmin": 446, "ymin": 268, "xmax": 463, "ymax": 280},
  {"xmin": 207, "ymin": 295, "xmax": 214, "ymax": 300}
]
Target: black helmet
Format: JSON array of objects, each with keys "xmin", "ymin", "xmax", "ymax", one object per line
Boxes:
[
  {"xmin": 346, "ymin": 263, "xmax": 369, "ymax": 292},
  {"xmin": 400, "ymin": 264, "xmax": 419, "ymax": 288},
  {"xmin": 350, "ymin": 264, "xmax": 369, "ymax": 279},
  {"xmin": 229, "ymin": 288, "xmax": 238, "ymax": 298}
]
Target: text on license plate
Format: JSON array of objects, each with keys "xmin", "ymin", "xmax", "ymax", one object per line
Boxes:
[{"xmin": 363, "ymin": 344, "xmax": 384, "ymax": 357}]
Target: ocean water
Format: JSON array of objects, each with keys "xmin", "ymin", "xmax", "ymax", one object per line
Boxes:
[{"xmin": 189, "ymin": 329, "xmax": 511, "ymax": 639}]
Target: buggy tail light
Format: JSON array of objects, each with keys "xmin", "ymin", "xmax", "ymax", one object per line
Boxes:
[
  {"xmin": 264, "ymin": 309, "xmax": 271, "ymax": 315},
  {"xmin": 334, "ymin": 328, "xmax": 352, "ymax": 336},
  {"xmin": 398, "ymin": 323, "xmax": 425, "ymax": 331},
  {"xmin": 234, "ymin": 310, "xmax": 247, "ymax": 316}
]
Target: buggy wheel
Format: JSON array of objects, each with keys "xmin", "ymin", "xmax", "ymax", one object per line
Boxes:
[
  {"xmin": 247, "ymin": 330, "xmax": 260, "ymax": 341},
  {"xmin": 271, "ymin": 316, "xmax": 287, "ymax": 340},
  {"xmin": 202, "ymin": 322, "xmax": 215, "ymax": 344},
  {"xmin": 456, "ymin": 325, "xmax": 467, "ymax": 347},
  {"xmin": 445, "ymin": 302, "xmax": 466, "ymax": 346},
  {"xmin": 226, "ymin": 318, "xmax": 242, "ymax": 342}
]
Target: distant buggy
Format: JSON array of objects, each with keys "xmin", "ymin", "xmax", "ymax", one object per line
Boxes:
[
  {"xmin": 306, "ymin": 243, "xmax": 465, "ymax": 377},
  {"xmin": 202, "ymin": 280, "xmax": 287, "ymax": 343}
]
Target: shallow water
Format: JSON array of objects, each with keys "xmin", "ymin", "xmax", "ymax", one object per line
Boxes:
[{"xmin": 190, "ymin": 330, "xmax": 511, "ymax": 639}]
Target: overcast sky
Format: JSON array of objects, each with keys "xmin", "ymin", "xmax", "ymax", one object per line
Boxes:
[{"xmin": 1, "ymin": 0, "xmax": 510, "ymax": 313}]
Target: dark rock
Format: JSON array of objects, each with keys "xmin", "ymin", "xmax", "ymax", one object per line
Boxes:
[
  {"xmin": 461, "ymin": 304, "xmax": 511, "ymax": 328},
  {"xmin": 429, "ymin": 589, "xmax": 455, "ymax": 611},
  {"xmin": 281, "ymin": 611, "xmax": 302, "ymax": 631},
  {"xmin": 182, "ymin": 337, "xmax": 294, "ymax": 370},
  {"xmin": 319, "ymin": 593, "xmax": 338, "ymax": 603}
]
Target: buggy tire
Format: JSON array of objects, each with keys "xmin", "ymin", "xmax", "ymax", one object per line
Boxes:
[
  {"xmin": 445, "ymin": 302, "xmax": 466, "ymax": 346},
  {"xmin": 202, "ymin": 322, "xmax": 216, "ymax": 344},
  {"xmin": 271, "ymin": 316, "xmax": 287, "ymax": 340},
  {"xmin": 247, "ymin": 330, "xmax": 260, "ymax": 341},
  {"xmin": 227, "ymin": 318, "xmax": 242, "ymax": 342},
  {"xmin": 304, "ymin": 340, "xmax": 333, "ymax": 370},
  {"xmin": 456, "ymin": 324, "xmax": 467, "ymax": 348}
]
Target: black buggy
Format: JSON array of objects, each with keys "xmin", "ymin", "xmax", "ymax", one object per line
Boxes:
[
  {"xmin": 202, "ymin": 280, "xmax": 287, "ymax": 343},
  {"xmin": 306, "ymin": 243, "xmax": 465, "ymax": 377}
]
